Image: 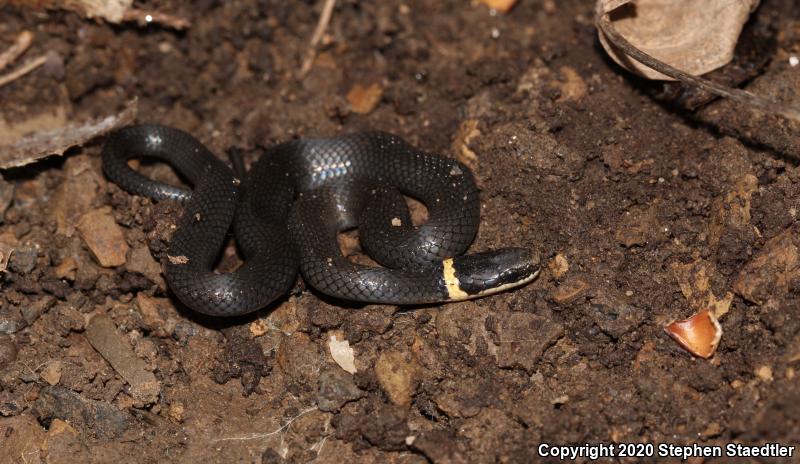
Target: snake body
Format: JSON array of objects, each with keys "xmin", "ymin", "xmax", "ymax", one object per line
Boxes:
[{"xmin": 102, "ymin": 125, "xmax": 539, "ymax": 316}]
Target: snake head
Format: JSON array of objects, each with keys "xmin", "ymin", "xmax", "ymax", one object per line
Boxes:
[{"xmin": 445, "ymin": 247, "xmax": 540, "ymax": 299}]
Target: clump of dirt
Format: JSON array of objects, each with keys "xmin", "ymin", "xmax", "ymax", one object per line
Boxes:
[{"xmin": 1, "ymin": 0, "xmax": 799, "ymax": 462}]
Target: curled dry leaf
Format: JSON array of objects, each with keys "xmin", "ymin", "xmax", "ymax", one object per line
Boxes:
[
  {"xmin": 664, "ymin": 309, "xmax": 722, "ymax": 359},
  {"xmin": 597, "ymin": 0, "xmax": 759, "ymax": 80},
  {"xmin": 0, "ymin": 100, "xmax": 137, "ymax": 169},
  {"xmin": 8, "ymin": 0, "xmax": 133, "ymax": 23},
  {"xmin": 8, "ymin": 1, "xmax": 189, "ymax": 29}
]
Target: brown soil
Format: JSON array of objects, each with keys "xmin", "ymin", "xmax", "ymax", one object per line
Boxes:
[{"xmin": 1, "ymin": 0, "xmax": 799, "ymax": 463}]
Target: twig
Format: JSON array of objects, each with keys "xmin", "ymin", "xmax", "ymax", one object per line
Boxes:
[
  {"xmin": 122, "ymin": 9, "xmax": 191, "ymax": 30},
  {"xmin": 299, "ymin": 0, "xmax": 337, "ymax": 77},
  {"xmin": 210, "ymin": 406, "xmax": 319, "ymax": 443},
  {"xmin": 0, "ymin": 30, "xmax": 33, "ymax": 72},
  {"xmin": 595, "ymin": 5, "xmax": 800, "ymax": 123},
  {"xmin": 0, "ymin": 54, "xmax": 47, "ymax": 88}
]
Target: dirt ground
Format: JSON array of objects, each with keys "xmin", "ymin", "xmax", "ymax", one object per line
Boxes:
[{"xmin": 0, "ymin": 0, "xmax": 799, "ymax": 462}]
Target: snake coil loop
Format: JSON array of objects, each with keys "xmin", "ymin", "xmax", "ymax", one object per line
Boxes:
[{"xmin": 102, "ymin": 125, "xmax": 539, "ymax": 316}]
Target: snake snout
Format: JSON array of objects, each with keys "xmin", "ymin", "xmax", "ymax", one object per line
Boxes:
[{"xmin": 451, "ymin": 247, "xmax": 540, "ymax": 297}]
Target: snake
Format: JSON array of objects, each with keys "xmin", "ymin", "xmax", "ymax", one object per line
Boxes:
[{"xmin": 102, "ymin": 125, "xmax": 540, "ymax": 317}]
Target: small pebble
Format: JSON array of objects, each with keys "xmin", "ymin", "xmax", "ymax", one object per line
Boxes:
[
  {"xmin": 77, "ymin": 207, "xmax": 129, "ymax": 267},
  {"xmin": 0, "ymin": 308, "xmax": 25, "ymax": 335},
  {"xmin": 317, "ymin": 368, "xmax": 364, "ymax": 412},
  {"xmin": 42, "ymin": 50, "xmax": 65, "ymax": 80},
  {"xmin": 0, "ymin": 394, "xmax": 22, "ymax": 416},
  {"xmin": 85, "ymin": 315, "xmax": 161, "ymax": 404},
  {"xmin": 346, "ymin": 83, "xmax": 383, "ymax": 114},
  {"xmin": 328, "ymin": 333, "xmax": 356, "ymax": 374},
  {"xmin": 491, "ymin": 312, "xmax": 563, "ymax": 372},
  {"xmin": 21, "ymin": 295, "xmax": 56, "ymax": 325},
  {"xmin": 168, "ymin": 403, "xmax": 185, "ymax": 423},
  {"xmin": 756, "ymin": 365, "xmax": 773, "ymax": 382},
  {"xmin": 548, "ymin": 253, "xmax": 569, "ymax": 279},
  {"xmin": 8, "ymin": 246, "xmax": 38, "ymax": 274},
  {"xmin": 375, "ymin": 350, "xmax": 418, "ymax": 409},
  {"xmin": 0, "ymin": 176, "xmax": 14, "ymax": 221},
  {"xmin": 126, "ymin": 246, "xmax": 165, "ymax": 288},
  {"xmin": 0, "ymin": 335, "xmax": 18, "ymax": 369},
  {"xmin": 40, "ymin": 361, "xmax": 63, "ymax": 386}
]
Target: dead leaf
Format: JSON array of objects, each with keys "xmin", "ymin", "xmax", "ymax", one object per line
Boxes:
[
  {"xmin": 664, "ymin": 309, "xmax": 723, "ymax": 359},
  {"xmin": 0, "ymin": 107, "xmax": 69, "ymax": 147},
  {"xmin": 597, "ymin": 0, "xmax": 759, "ymax": 80},
  {"xmin": 0, "ymin": 100, "xmax": 137, "ymax": 169},
  {"xmin": 9, "ymin": 0, "xmax": 133, "ymax": 22}
]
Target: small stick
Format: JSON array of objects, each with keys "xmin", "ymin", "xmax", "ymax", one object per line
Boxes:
[
  {"xmin": 121, "ymin": 9, "xmax": 191, "ymax": 30},
  {"xmin": 0, "ymin": 54, "xmax": 47, "ymax": 88},
  {"xmin": 0, "ymin": 30, "xmax": 33, "ymax": 73},
  {"xmin": 595, "ymin": 6, "xmax": 800, "ymax": 123},
  {"xmin": 299, "ymin": 0, "xmax": 337, "ymax": 77}
]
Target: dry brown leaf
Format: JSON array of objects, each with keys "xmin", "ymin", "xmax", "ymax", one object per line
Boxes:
[
  {"xmin": 8, "ymin": 1, "xmax": 189, "ymax": 29},
  {"xmin": 0, "ymin": 107, "xmax": 69, "ymax": 147},
  {"xmin": 597, "ymin": 0, "xmax": 759, "ymax": 80},
  {"xmin": 0, "ymin": 100, "xmax": 136, "ymax": 169},
  {"xmin": 8, "ymin": 0, "xmax": 133, "ymax": 22},
  {"xmin": 65, "ymin": 0, "xmax": 132, "ymax": 22},
  {"xmin": 73, "ymin": 0, "xmax": 131, "ymax": 22},
  {"xmin": 664, "ymin": 309, "xmax": 723, "ymax": 359}
]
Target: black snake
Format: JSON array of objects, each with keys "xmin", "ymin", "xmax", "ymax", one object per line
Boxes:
[{"xmin": 102, "ymin": 125, "xmax": 539, "ymax": 316}]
